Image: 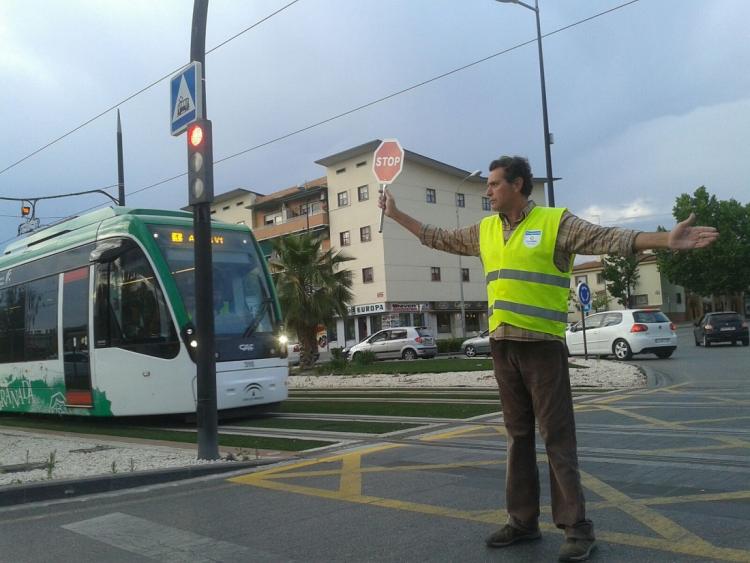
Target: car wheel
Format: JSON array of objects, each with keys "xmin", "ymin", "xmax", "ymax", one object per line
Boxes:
[
  {"xmin": 613, "ymin": 339, "xmax": 633, "ymax": 361},
  {"xmin": 351, "ymin": 352, "xmax": 360, "ymax": 362},
  {"xmin": 464, "ymin": 345, "xmax": 477, "ymax": 358},
  {"xmin": 402, "ymin": 349, "xmax": 417, "ymax": 360},
  {"xmin": 655, "ymin": 350, "xmax": 673, "ymax": 359},
  {"xmin": 694, "ymin": 337, "xmax": 700, "ymax": 346},
  {"xmin": 703, "ymin": 336, "xmax": 711, "ymax": 347}
]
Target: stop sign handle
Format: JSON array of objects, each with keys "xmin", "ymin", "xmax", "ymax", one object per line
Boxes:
[{"xmin": 378, "ymin": 183, "xmax": 386, "ymax": 233}]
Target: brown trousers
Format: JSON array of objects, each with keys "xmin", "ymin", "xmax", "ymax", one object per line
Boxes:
[{"xmin": 490, "ymin": 338, "xmax": 594, "ymax": 540}]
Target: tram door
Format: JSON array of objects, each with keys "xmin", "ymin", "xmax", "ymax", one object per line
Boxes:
[{"xmin": 62, "ymin": 267, "xmax": 93, "ymax": 406}]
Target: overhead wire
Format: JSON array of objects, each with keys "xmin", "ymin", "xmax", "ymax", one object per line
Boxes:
[
  {"xmin": 1, "ymin": 0, "xmax": 641, "ymax": 245},
  {"xmin": 0, "ymin": 0, "xmax": 302, "ymax": 177}
]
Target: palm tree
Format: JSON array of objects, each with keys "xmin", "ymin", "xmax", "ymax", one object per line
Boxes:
[{"xmin": 270, "ymin": 232, "xmax": 353, "ymax": 368}]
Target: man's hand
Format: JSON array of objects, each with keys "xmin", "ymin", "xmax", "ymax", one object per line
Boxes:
[
  {"xmin": 668, "ymin": 213, "xmax": 719, "ymax": 250},
  {"xmin": 378, "ymin": 187, "xmax": 397, "ymax": 218}
]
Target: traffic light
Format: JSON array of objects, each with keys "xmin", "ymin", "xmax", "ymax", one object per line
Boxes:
[
  {"xmin": 21, "ymin": 204, "xmax": 31, "ymax": 216},
  {"xmin": 187, "ymin": 119, "xmax": 214, "ymax": 205}
]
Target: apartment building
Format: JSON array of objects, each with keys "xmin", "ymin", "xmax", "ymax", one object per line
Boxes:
[{"xmin": 569, "ymin": 254, "xmax": 688, "ymax": 322}]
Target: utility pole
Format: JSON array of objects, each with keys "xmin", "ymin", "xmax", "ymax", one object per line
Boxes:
[
  {"xmin": 116, "ymin": 109, "xmax": 125, "ymax": 206},
  {"xmin": 190, "ymin": 0, "xmax": 219, "ymax": 460}
]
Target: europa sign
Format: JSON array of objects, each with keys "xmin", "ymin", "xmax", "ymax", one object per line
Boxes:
[{"xmin": 372, "ymin": 139, "xmax": 404, "ymax": 184}]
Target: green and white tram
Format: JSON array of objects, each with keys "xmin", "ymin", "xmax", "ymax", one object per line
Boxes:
[{"xmin": 0, "ymin": 207, "xmax": 289, "ymax": 416}]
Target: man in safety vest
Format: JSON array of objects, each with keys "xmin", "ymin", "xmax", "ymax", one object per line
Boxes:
[{"xmin": 378, "ymin": 155, "xmax": 718, "ymax": 562}]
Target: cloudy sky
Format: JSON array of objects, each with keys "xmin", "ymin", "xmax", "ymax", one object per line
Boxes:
[{"xmin": 1, "ymin": 0, "xmax": 748, "ymax": 248}]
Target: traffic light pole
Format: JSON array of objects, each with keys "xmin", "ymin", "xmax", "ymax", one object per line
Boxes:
[{"xmin": 190, "ymin": 0, "xmax": 219, "ymax": 461}]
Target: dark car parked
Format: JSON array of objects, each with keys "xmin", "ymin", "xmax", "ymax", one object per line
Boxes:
[{"xmin": 693, "ymin": 311, "xmax": 749, "ymax": 347}]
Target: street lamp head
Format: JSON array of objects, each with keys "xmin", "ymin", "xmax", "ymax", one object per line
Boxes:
[
  {"xmin": 469, "ymin": 169, "xmax": 482, "ymax": 178},
  {"xmin": 495, "ymin": 0, "xmax": 537, "ymax": 12}
]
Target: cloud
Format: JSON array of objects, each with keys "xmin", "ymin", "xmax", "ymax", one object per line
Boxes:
[{"xmin": 563, "ymin": 97, "xmax": 750, "ymax": 229}]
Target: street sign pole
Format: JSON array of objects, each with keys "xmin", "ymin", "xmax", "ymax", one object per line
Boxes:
[
  {"xmin": 577, "ymin": 282, "xmax": 591, "ymax": 361},
  {"xmin": 378, "ymin": 183, "xmax": 386, "ymax": 232},
  {"xmin": 189, "ymin": 0, "xmax": 218, "ymax": 461}
]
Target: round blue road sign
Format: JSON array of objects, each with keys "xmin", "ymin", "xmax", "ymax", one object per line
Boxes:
[{"xmin": 577, "ymin": 282, "xmax": 591, "ymax": 306}]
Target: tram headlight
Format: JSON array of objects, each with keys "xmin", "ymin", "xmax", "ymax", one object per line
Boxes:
[{"xmin": 278, "ymin": 334, "xmax": 288, "ymax": 358}]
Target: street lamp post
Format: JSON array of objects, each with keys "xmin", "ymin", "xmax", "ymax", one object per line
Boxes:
[
  {"xmin": 496, "ymin": 0, "xmax": 555, "ymax": 207},
  {"xmin": 455, "ymin": 170, "xmax": 482, "ymax": 338}
]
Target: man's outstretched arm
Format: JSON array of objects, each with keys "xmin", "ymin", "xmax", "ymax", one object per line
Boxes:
[
  {"xmin": 634, "ymin": 213, "xmax": 719, "ymax": 251},
  {"xmin": 379, "ymin": 187, "xmax": 423, "ymax": 238}
]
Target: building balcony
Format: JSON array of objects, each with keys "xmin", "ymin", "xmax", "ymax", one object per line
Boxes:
[{"xmin": 253, "ymin": 209, "xmax": 329, "ymax": 241}]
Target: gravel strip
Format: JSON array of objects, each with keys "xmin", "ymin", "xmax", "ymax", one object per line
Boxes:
[{"xmin": 289, "ymin": 358, "xmax": 646, "ymax": 389}]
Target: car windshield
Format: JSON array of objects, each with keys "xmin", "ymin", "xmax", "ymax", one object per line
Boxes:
[
  {"xmin": 149, "ymin": 227, "xmax": 277, "ymax": 338},
  {"xmin": 633, "ymin": 311, "xmax": 670, "ymax": 323}
]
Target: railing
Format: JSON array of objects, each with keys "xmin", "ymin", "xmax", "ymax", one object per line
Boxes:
[{"xmin": 253, "ymin": 210, "xmax": 328, "ymax": 240}]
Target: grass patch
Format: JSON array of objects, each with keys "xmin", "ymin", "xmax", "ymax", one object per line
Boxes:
[
  {"xmin": 230, "ymin": 418, "xmax": 418, "ymax": 434},
  {"xmin": 309, "ymin": 357, "xmax": 494, "ymax": 375},
  {"xmin": 0, "ymin": 416, "xmax": 330, "ymax": 452},
  {"xmin": 290, "ymin": 391, "xmax": 499, "ymax": 400},
  {"xmin": 277, "ymin": 401, "xmax": 499, "ymax": 418}
]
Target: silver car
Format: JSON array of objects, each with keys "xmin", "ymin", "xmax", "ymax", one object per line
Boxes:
[
  {"xmin": 346, "ymin": 327, "xmax": 437, "ymax": 361},
  {"xmin": 461, "ymin": 330, "xmax": 491, "ymax": 357}
]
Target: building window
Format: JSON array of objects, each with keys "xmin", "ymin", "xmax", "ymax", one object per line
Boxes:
[
  {"xmin": 676, "ymin": 292, "xmax": 682, "ymax": 304},
  {"xmin": 222, "ymin": 205, "xmax": 230, "ymax": 211},
  {"xmin": 370, "ymin": 315, "xmax": 382, "ymax": 333},
  {"xmin": 357, "ymin": 185, "xmax": 369, "ymax": 201},
  {"xmin": 336, "ymin": 167, "xmax": 346, "ymax": 175},
  {"xmin": 456, "ymin": 193, "xmax": 465, "ymax": 208},
  {"xmin": 236, "ymin": 201, "xmax": 244, "ymax": 206},
  {"xmin": 362, "ymin": 267, "xmax": 374, "ymax": 283},
  {"xmin": 633, "ymin": 294, "xmax": 649, "ymax": 306},
  {"xmin": 574, "ymin": 275, "xmax": 588, "ymax": 285},
  {"xmin": 482, "ymin": 196, "xmax": 491, "ymax": 211},
  {"xmin": 437, "ymin": 312, "xmax": 451, "ymax": 334},
  {"xmin": 398, "ymin": 313, "xmax": 411, "ymax": 326},
  {"xmin": 356, "ymin": 161, "xmax": 367, "ymax": 168},
  {"xmin": 337, "ymin": 191, "xmax": 349, "ymax": 207},
  {"xmin": 340, "ymin": 231, "xmax": 350, "ymax": 246},
  {"xmin": 345, "ymin": 318, "xmax": 355, "ymax": 341},
  {"xmin": 426, "ymin": 188, "xmax": 436, "ymax": 204},
  {"xmin": 465, "ymin": 312, "xmax": 480, "ymax": 333},
  {"xmin": 264, "ymin": 212, "xmax": 282, "ymax": 225},
  {"xmin": 413, "ymin": 313, "xmax": 425, "ymax": 327},
  {"xmin": 360, "ymin": 226, "xmax": 371, "ymax": 242},
  {"xmin": 431, "ymin": 267, "xmax": 441, "ymax": 282},
  {"xmin": 462, "ymin": 268, "xmax": 470, "ymax": 282},
  {"xmin": 596, "ymin": 273, "xmax": 604, "ymax": 284}
]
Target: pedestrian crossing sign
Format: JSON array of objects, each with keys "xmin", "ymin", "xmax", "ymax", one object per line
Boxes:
[{"xmin": 170, "ymin": 61, "xmax": 203, "ymax": 136}]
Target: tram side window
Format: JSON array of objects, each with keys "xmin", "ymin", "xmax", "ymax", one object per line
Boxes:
[
  {"xmin": 25, "ymin": 276, "xmax": 59, "ymax": 361},
  {"xmin": 0, "ymin": 286, "xmax": 25, "ymax": 363},
  {"xmin": 94, "ymin": 247, "xmax": 179, "ymax": 359}
]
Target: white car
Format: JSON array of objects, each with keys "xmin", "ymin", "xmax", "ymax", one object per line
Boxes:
[{"xmin": 566, "ymin": 309, "xmax": 677, "ymax": 360}]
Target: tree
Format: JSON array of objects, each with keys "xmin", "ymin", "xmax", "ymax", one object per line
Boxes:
[
  {"xmin": 270, "ymin": 232, "xmax": 353, "ymax": 369},
  {"xmin": 656, "ymin": 187, "xmax": 750, "ymax": 305},
  {"xmin": 600, "ymin": 255, "xmax": 640, "ymax": 307}
]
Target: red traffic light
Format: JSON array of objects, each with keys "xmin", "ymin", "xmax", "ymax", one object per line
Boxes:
[{"xmin": 189, "ymin": 124, "xmax": 204, "ymax": 147}]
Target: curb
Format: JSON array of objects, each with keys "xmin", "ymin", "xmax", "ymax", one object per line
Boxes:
[{"xmin": 0, "ymin": 458, "xmax": 276, "ymax": 508}]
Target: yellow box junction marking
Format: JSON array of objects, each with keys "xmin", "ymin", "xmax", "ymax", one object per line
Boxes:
[{"xmin": 229, "ymin": 384, "xmax": 750, "ymax": 562}]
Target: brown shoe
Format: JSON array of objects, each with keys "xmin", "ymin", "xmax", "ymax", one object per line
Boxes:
[
  {"xmin": 558, "ymin": 538, "xmax": 596, "ymax": 561},
  {"xmin": 485, "ymin": 524, "xmax": 541, "ymax": 547}
]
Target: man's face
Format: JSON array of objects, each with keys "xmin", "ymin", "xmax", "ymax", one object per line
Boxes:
[{"xmin": 485, "ymin": 167, "xmax": 520, "ymax": 212}]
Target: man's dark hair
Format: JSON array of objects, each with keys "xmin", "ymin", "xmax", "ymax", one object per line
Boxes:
[{"xmin": 488, "ymin": 155, "xmax": 533, "ymax": 197}]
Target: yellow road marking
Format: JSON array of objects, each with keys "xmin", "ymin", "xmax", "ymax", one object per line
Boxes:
[{"xmin": 592, "ymin": 404, "xmax": 686, "ymax": 429}]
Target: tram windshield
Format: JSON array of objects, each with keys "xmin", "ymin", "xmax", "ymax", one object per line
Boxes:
[{"xmin": 149, "ymin": 226, "xmax": 278, "ymax": 350}]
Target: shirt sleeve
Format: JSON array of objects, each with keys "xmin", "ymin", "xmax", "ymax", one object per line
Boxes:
[
  {"xmin": 419, "ymin": 223, "xmax": 481, "ymax": 257},
  {"xmin": 557, "ymin": 211, "xmax": 641, "ymax": 257}
]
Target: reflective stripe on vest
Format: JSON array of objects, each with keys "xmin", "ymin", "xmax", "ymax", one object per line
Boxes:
[
  {"xmin": 485, "ymin": 268, "xmax": 570, "ymax": 289},
  {"xmin": 479, "ymin": 207, "xmax": 572, "ymax": 337},
  {"xmin": 488, "ymin": 300, "xmax": 569, "ymax": 324}
]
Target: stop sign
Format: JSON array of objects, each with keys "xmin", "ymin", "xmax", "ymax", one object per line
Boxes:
[{"xmin": 372, "ymin": 139, "xmax": 404, "ymax": 184}]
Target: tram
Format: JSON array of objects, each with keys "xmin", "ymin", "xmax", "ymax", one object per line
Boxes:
[{"xmin": 0, "ymin": 207, "xmax": 289, "ymax": 416}]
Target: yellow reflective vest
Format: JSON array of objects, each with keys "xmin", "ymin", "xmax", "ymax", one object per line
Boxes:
[{"xmin": 479, "ymin": 206, "xmax": 572, "ymax": 337}]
